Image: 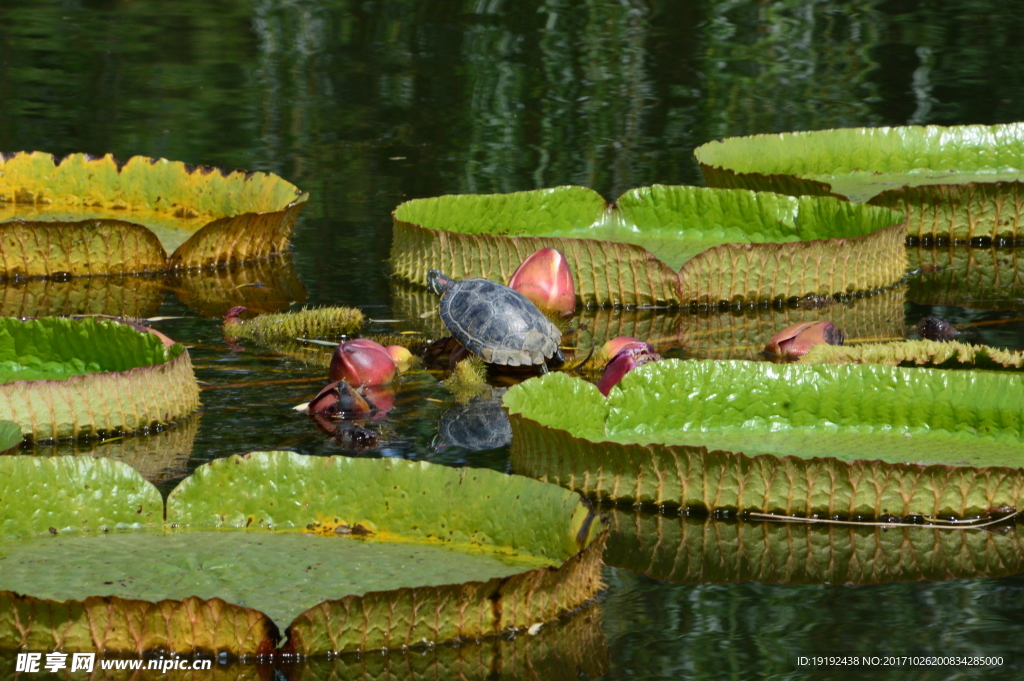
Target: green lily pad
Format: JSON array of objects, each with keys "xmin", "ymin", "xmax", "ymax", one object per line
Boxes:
[
  {"xmin": 0, "ymin": 317, "xmax": 200, "ymax": 441},
  {"xmin": 391, "ymin": 185, "xmax": 906, "ymax": 307},
  {"xmin": 606, "ymin": 509, "xmax": 1024, "ymax": 585},
  {"xmin": 0, "ymin": 152, "xmax": 307, "ymax": 277},
  {"xmin": 696, "ymin": 123, "xmax": 1024, "ymax": 241},
  {"xmin": 0, "ymin": 452, "xmax": 605, "ymax": 656},
  {"xmin": 909, "ymin": 245, "xmax": 1024, "ymax": 310},
  {"xmin": 504, "ymin": 360, "xmax": 1024, "ymax": 518}
]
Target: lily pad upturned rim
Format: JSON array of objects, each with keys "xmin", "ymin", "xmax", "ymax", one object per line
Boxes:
[
  {"xmin": 695, "ymin": 123, "xmax": 1024, "ymax": 241},
  {"xmin": 391, "ymin": 184, "xmax": 907, "ymax": 307},
  {"xmin": 0, "ymin": 151, "xmax": 308, "ymax": 277},
  {"xmin": 0, "ymin": 316, "xmax": 200, "ymax": 442},
  {"xmin": 0, "ymin": 452, "xmax": 605, "ymax": 656},
  {"xmin": 695, "ymin": 122, "xmax": 1024, "ymax": 196},
  {"xmin": 503, "ymin": 361, "xmax": 1024, "ymax": 519}
]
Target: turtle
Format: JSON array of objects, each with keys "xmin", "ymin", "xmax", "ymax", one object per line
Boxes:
[{"xmin": 427, "ymin": 269, "xmax": 564, "ymax": 370}]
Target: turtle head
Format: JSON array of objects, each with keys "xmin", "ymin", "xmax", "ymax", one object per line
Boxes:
[{"xmin": 427, "ymin": 269, "xmax": 454, "ymax": 296}]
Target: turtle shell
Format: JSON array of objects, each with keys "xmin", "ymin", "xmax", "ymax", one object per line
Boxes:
[{"xmin": 438, "ymin": 278, "xmax": 561, "ymax": 366}]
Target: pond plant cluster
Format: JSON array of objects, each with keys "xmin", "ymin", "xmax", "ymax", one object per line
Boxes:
[{"xmin": 2, "ymin": 122, "xmax": 1024, "ymax": 676}]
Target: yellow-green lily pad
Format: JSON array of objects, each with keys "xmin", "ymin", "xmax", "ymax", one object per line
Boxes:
[{"xmin": 0, "ymin": 152, "xmax": 307, "ymax": 277}]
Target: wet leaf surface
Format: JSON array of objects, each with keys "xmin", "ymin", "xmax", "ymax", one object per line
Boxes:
[{"xmin": 0, "ymin": 532, "xmax": 544, "ymax": 629}]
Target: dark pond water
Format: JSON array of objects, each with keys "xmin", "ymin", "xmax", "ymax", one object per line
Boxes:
[{"xmin": 3, "ymin": 1, "xmax": 1024, "ymax": 679}]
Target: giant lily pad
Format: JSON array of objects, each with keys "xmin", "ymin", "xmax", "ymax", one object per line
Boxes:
[
  {"xmin": 0, "ymin": 152, "xmax": 307, "ymax": 277},
  {"xmin": 504, "ymin": 360, "xmax": 1024, "ymax": 518},
  {"xmin": 606, "ymin": 509, "xmax": 1024, "ymax": 586},
  {"xmin": 696, "ymin": 123, "xmax": 1024, "ymax": 241},
  {"xmin": 391, "ymin": 186, "xmax": 906, "ymax": 307},
  {"xmin": 0, "ymin": 317, "xmax": 200, "ymax": 441},
  {"xmin": 0, "ymin": 452, "xmax": 604, "ymax": 656},
  {"xmin": 909, "ymin": 245, "xmax": 1024, "ymax": 310}
]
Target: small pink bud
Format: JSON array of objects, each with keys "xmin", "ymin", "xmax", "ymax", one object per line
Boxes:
[
  {"xmin": 329, "ymin": 339, "xmax": 398, "ymax": 386},
  {"xmin": 385, "ymin": 345, "xmax": 413, "ymax": 372},
  {"xmin": 308, "ymin": 381, "xmax": 373, "ymax": 415},
  {"xmin": 594, "ymin": 336, "xmax": 654, "ymax": 366},
  {"xmin": 507, "ymin": 248, "xmax": 576, "ymax": 316},
  {"xmin": 597, "ymin": 346, "xmax": 661, "ymax": 396},
  {"xmin": 223, "ymin": 306, "xmax": 248, "ymax": 325},
  {"xmin": 765, "ymin": 321, "xmax": 845, "ymax": 358}
]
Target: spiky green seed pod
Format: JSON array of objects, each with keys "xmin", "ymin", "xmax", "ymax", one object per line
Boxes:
[
  {"xmin": 224, "ymin": 306, "xmax": 365, "ymax": 344},
  {"xmin": 441, "ymin": 356, "xmax": 490, "ymax": 401}
]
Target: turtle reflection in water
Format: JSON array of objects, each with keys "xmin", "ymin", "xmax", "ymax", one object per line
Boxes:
[
  {"xmin": 427, "ymin": 270, "xmax": 563, "ymax": 372},
  {"xmin": 433, "ymin": 389, "xmax": 512, "ymax": 452}
]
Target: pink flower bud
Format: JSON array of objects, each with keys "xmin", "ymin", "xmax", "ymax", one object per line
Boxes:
[
  {"xmin": 507, "ymin": 248, "xmax": 576, "ymax": 316},
  {"xmin": 329, "ymin": 339, "xmax": 398, "ymax": 386},
  {"xmin": 223, "ymin": 306, "xmax": 248, "ymax": 324},
  {"xmin": 765, "ymin": 321, "xmax": 845, "ymax": 358},
  {"xmin": 597, "ymin": 346, "xmax": 661, "ymax": 396},
  {"xmin": 594, "ymin": 336, "xmax": 654, "ymax": 366}
]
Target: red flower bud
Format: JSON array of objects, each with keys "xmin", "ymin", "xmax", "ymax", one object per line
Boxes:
[
  {"xmin": 507, "ymin": 248, "xmax": 576, "ymax": 316},
  {"xmin": 597, "ymin": 346, "xmax": 661, "ymax": 396},
  {"xmin": 223, "ymin": 306, "xmax": 248, "ymax": 324},
  {"xmin": 765, "ymin": 321, "xmax": 845, "ymax": 358},
  {"xmin": 329, "ymin": 339, "xmax": 398, "ymax": 386}
]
